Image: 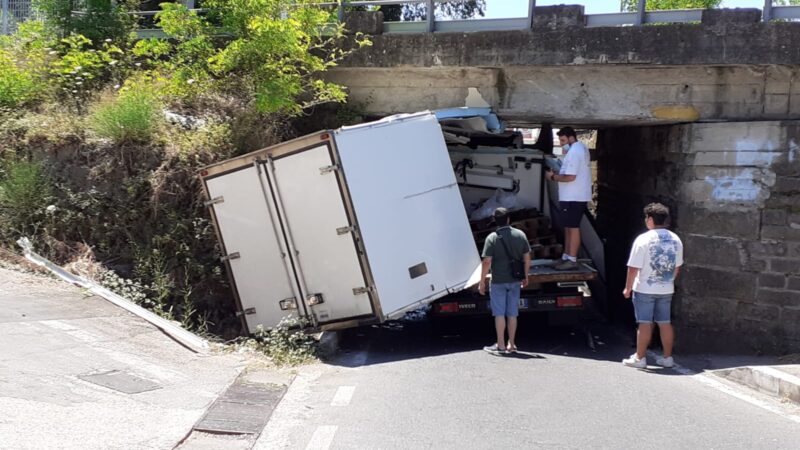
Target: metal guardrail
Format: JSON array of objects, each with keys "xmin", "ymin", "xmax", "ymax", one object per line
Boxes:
[
  {"xmin": 300, "ymin": 0, "xmax": 800, "ymax": 34},
  {"xmin": 3, "ymin": 1, "xmax": 800, "ymax": 36},
  {"xmin": 1, "ymin": 0, "xmax": 36, "ymax": 35}
]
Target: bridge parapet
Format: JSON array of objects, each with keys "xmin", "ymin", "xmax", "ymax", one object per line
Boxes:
[{"xmin": 328, "ymin": 4, "xmax": 800, "ymax": 126}]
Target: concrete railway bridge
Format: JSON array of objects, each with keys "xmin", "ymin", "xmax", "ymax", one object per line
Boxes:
[{"xmin": 321, "ymin": 2, "xmax": 800, "ymax": 354}]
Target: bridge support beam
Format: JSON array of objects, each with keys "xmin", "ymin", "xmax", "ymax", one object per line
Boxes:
[{"xmin": 326, "ymin": 64, "xmax": 800, "ymax": 127}]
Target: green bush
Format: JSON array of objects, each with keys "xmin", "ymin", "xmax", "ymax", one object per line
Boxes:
[
  {"xmin": 0, "ymin": 51, "xmax": 42, "ymax": 108},
  {"xmin": 50, "ymin": 34, "xmax": 127, "ymax": 112},
  {"xmin": 90, "ymin": 84, "xmax": 161, "ymax": 143},
  {"xmin": 0, "ymin": 160, "xmax": 53, "ymax": 241}
]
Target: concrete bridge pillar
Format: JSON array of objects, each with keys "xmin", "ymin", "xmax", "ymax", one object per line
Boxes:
[{"xmin": 596, "ymin": 121, "xmax": 800, "ymax": 354}]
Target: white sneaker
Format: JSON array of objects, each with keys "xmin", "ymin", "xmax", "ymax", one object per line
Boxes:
[
  {"xmin": 622, "ymin": 354, "xmax": 647, "ymax": 368},
  {"xmin": 656, "ymin": 356, "xmax": 674, "ymax": 368}
]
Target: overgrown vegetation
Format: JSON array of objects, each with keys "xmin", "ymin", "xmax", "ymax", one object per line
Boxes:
[
  {"xmin": 237, "ymin": 317, "xmax": 319, "ymax": 366},
  {"xmin": 621, "ymin": 0, "xmax": 721, "ymax": 11},
  {"xmin": 0, "ymin": 0, "xmax": 369, "ymax": 353},
  {"xmin": 0, "ymin": 160, "xmax": 53, "ymax": 241},
  {"xmin": 90, "ymin": 80, "xmax": 162, "ymax": 143}
]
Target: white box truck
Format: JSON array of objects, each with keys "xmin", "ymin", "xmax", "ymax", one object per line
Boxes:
[{"xmin": 200, "ymin": 112, "xmax": 481, "ymax": 333}]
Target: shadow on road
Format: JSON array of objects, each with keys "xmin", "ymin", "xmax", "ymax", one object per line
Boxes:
[
  {"xmin": 326, "ymin": 312, "xmax": 639, "ymax": 368},
  {"xmin": 325, "ymin": 312, "xmax": 788, "ymax": 378}
]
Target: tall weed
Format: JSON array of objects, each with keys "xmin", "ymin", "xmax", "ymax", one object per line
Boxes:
[
  {"xmin": 90, "ymin": 84, "xmax": 161, "ymax": 143},
  {"xmin": 0, "ymin": 160, "xmax": 53, "ymax": 241}
]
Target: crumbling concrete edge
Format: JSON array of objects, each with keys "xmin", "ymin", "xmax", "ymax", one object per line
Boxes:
[
  {"xmin": 16, "ymin": 237, "xmax": 210, "ymax": 354},
  {"xmin": 714, "ymin": 366, "xmax": 800, "ymax": 405}
]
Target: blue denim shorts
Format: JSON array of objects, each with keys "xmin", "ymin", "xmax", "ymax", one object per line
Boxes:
[
  {"xmin": 490, "ymin": 282, "xmax": 521, "ymax": 317},
  {"xmin": 632, "ymin": 292, "xmax": 672, "ymax": 324}
]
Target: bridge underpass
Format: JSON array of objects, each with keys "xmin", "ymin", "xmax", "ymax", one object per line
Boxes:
[{"xmin": 310, "ymin": 5, "xmax": 800, "ymax": 354}]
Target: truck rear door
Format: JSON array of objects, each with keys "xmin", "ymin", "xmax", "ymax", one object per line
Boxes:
[
  {"xmin": 204, "ymin": 164, "xmax": 306, "ymax": 332},
  {"xmin": 268, "ymin": 144, "xmax": 375, "ymax": 326},
  {"xmin": 203, "ymin": 139, "xmax": 375, "ymax": 333}
]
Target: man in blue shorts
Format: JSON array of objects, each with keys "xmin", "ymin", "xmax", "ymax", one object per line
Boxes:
[
  {"xmin": 478, "ymin": 208, "xmax": 532, "ymax": 355},
  {"xmin": 622, "ymin": 203, "xmax": 684, "ymax": 369}
]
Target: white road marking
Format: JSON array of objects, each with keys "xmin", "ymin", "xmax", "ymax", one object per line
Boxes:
[
  {"xmin": 331, "ymin": 386, "xmax": 356, "ymax": 406},
  {"xmin": 39, "ymin": 319, "xmax": 182, "ymax": 381},
  {"xmin": 647, "ymin": 350, "xmax": 800, "ymax": 424},
  {"xmin": 305, "ymin": 425, "xmax": 338, "ymax": 450}
]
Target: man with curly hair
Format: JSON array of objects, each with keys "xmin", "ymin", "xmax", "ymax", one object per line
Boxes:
[{"xmin": 622, "ymin": 203, "xmax": 684, "ymax": 369}]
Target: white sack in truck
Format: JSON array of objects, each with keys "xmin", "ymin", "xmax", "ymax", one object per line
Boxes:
[{"xmin": 469, "ymin": 189, "xmax": 518, "ymax": 221}]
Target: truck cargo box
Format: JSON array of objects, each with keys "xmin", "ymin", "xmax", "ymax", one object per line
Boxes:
[{"xmin": 200, "ymin": 112, "xmax": 481, "ymax": 333}]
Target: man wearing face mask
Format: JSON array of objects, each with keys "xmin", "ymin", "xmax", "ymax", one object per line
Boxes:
[{"xmin": 545, "ymin": 127, "xmax": 592, "ymax": 271}]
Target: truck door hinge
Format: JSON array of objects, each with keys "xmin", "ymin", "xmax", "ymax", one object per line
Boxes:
[
  {"xmin": 319, "ymin": 164, "xmax": 339, "ymax": 174},
  {"xmin": 237, "ymin": 307, "xmax": 256, "ymax": 317},
  {"xmin": 352, "ymin": 286, "xmax": 372, "ymax": 296},
  {"xmin": 336, "ymin": 226, "xmax": 357, "ymax": 235},
  {"xmin": 204, "ymin": 196, "xmax": 224, "ymax": 207},
  {"xmin": 220, "ymin": 252, "xmax": 240, "ymax": 262}
]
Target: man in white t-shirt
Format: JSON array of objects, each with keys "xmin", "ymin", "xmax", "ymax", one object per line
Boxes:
[
  {"xmin": 622, "ymin": 203, "xmax": 684, "ymax": 369},
  {"xmin": 544, "ymin": 127, "xmax": 592, "ymax": 271}
]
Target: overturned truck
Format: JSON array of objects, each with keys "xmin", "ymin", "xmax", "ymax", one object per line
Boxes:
[{"xmin": 200, "ymin": 111, "xmax": 602, "ymax": 334}]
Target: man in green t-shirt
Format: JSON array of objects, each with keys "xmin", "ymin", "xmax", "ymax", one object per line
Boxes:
[{"xmin": 478, "ymin": 208, "xmax": 532, "ymax": 355}]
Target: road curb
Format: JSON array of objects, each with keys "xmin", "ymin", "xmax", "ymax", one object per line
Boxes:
[{"xmin": 714, "ymin": 366, "xmax": 800, "ymax": 405}]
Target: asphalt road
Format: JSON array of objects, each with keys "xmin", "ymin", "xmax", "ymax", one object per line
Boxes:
[
  {"xmin": 0, "ymin": 267, "xmax": 250, "ymax": 450},
  {"xmin": 257, "ymin": 314, "xmax": 800, "ymax": 450},
  {"xmin": 3, "ymin": 265, "xmax": 798, "ymax": 450}
]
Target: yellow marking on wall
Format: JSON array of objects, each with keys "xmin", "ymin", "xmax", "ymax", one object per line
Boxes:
[{"xmin": 650, "ymin": 105, "xmax": 700, "ymax": 122}]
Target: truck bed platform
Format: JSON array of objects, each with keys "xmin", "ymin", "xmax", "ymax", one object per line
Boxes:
[{"xmin": 527, "ymin": 261, "xmax": 598, "ymax": 284}]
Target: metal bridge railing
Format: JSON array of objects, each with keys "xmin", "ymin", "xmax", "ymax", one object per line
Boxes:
[
  {"xmin": 1, "ymin": 0, "xmax": 37, "ymax": 35},
  {"xmin": 300, "ymin": 0, "xmax": 800, "ymax": 34},
  {"xmin": 3, "ymin": 1, "xmax": 800, "ymax": 36}
]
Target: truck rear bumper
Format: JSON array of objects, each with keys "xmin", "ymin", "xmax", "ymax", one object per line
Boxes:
[{"xmin": 430, "ymin": 282, "xmax": 591, "ymax": 317}]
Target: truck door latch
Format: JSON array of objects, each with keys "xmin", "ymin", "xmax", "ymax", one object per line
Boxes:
[
  {"xmin": 279, "ymin": 298, "xmax": 298, "ymax": 310},
  {"xmin": 352, "ymin": 287, "xmax": 372, "ymax": 295}
]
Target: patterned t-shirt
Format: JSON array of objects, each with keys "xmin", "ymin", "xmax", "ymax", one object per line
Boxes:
[{"xmin": 627, "ymin": 229, "xmax": 684, "ymax": 295}]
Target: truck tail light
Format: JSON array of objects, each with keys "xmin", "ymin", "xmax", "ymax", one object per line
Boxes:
[
  {"xmin": 557, "ymin": 296, "xmax": 582, "ymax": 308},
  {"xmin": 436, "ymin": 302, "xmax": 459, "ymax": 313}
]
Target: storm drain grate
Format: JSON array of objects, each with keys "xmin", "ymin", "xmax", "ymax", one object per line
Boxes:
[
  {"xmin": 79, "ymin": 370, "xmax": 161, "ymax": 394},
  {"xmin": 193, "ymin": 380, "xmax": 287, "ymax": 435}
]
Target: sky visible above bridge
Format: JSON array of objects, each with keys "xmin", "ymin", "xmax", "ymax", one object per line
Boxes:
[{"xmin": 483, "ymin": 0, "xmax": 770, "ymax": 18}]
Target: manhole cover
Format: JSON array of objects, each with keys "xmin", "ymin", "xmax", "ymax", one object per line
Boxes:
[{"xmin": 79, "ymin": 370, "xmax": 161, "ymax": 394}]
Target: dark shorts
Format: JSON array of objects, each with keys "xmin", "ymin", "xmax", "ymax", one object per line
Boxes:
[{"xmin": 558, "ymin": 201, "xmax": 586, "ymax": 228}]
